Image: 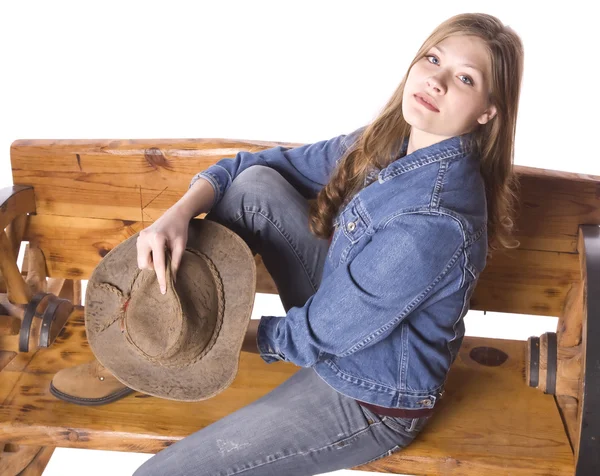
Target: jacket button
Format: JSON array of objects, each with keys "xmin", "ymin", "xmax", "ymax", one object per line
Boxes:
[
  {"xmin": 418, "ymin": 398, "xmax": 432, "ymax": 406},
  {"xmin": 346, "ymin": 221, "xmax": 356, "ymax": 232}
]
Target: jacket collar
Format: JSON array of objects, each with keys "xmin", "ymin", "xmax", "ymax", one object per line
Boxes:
[{"xmin": 378, "ymin": 132, "xmax": 475, "ymax": 183}]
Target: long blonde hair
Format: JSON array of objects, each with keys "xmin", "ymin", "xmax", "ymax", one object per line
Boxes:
[{"xmin": 308, "ymin": 13, "xmax": 524, "ymax": 259}]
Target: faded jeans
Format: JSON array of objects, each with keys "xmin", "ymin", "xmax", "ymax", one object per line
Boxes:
[{"xmin": 133, "ymin": 165, "xmax": 432, "ymax": 476}]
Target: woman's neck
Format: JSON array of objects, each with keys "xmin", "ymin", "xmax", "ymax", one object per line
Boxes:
[{"xmin": 407, "ymin": 128, "xmax": 451, "ymax": 155}]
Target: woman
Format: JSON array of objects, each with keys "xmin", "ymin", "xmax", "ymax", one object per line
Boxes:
[{"xmin": 133, "ymin": 12, "xmax": 524, "ymax": 476}]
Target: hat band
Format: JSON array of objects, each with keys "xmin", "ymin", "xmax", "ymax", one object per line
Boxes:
[{"xmin": 123, "ymin": 249, "xmax": 226, "ymax": 368}]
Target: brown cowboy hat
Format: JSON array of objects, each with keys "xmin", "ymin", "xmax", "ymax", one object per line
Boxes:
[{"xmin": 84, "ymin": 218, "xmax": 256, "ymax": 402}]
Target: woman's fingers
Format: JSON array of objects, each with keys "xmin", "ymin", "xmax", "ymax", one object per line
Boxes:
[
  {"xmin": 151, "ymin": 240, "xmax": 167, "ymax": 294},
  {"xmin": 136, "ymin": 236, "xmax": 153, "ymax": 270},
  {"xmin": 138, "ymin": 231, "xmax": 168, "ymax": 294},
  {"xmin": 136, "ymin": 215, "xmax": 189, "ymax": 293},
  {"xmin": 170, "ymin": 240, "xmax": 186, "ymax": 283}
]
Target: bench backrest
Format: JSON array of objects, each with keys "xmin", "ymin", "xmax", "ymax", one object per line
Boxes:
[{"xmin": 10, "ymin": 138, "xmax": 600, "ymax": 318}]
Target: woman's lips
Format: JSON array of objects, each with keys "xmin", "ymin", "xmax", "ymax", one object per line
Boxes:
[{"xmin": 414, "ymin": 94, "xmax": 439, "ymax": 112}]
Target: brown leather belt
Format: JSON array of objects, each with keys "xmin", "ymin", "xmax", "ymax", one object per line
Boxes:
[{"xmin": 356, "ymin": 399, "xmax": 435, "ymax": 418}]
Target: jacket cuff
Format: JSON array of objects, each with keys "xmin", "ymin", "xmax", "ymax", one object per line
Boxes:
[
  {"xmin": 257, "ymin": 316, "xmax": 286, "ymax": 363},
  {"xmin": 189, "ymin": 170, "xmax": 221, "ymax": 201}
]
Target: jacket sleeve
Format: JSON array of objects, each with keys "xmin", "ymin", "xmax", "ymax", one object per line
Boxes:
[
  {"xmin": 189, "ymin": 127, "xmax": 365, "ymax": 203},
  {"xmin": 256, "ymin": 212, "xmax": 465, "ymax": 367}
]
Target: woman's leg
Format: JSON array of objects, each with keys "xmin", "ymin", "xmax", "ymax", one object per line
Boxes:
[
  {"xmin": 134, "ymin": 165, "xmax": 429, "ymax": 476},
  {"xmin": 134, "ymin": 365, "xmax": 428, "ymax": 476},
  {"xmin": 203, "ymin": 165, "xmax": 329, "ymax": 312}
]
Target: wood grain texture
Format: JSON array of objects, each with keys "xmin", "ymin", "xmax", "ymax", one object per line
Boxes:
[
  {"xmin": 512, "ymin": 171, "xmax": 600, "ymax": 252},
  {"xmin": 0, "ymin": 444, "xmax": 44, "ymax": 476},
  {"xmin": 0, "ymin": 443, "xmax": 54, "ymax": 476},
  {"xmin": 0, "ymin": 310, "xmax": 573, "ymax": 475},
  {"xmin": 10, "ymin": 139, "xmax": 301, "ymax": 224},
  {"xmin": 18, "ymin": 445, "xmax": 55, "ymax": 476}
]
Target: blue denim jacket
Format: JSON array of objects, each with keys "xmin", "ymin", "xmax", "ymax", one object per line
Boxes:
[{"xmin": 190, "ymin": 128, "xmax": 488, "ymax": 410}]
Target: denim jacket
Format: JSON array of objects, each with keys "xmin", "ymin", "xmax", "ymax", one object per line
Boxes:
[{"xmin": 190, "ymin": 127, "xmax": 488, "ymax": 410}]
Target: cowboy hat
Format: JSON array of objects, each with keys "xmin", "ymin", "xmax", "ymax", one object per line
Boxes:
[{"xmin": 84, "ymin": 218, "xmax": 256, "ymax": 401}]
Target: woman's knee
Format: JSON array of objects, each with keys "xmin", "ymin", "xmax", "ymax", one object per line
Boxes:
[
  {"xmin": 231, "ymin": 165, "xmax": 288, "ymax": 196},
  {"xmin": 237, "ymin": 164, "xmax": 280, "ymax": 182},
  {"xmin": 210, "ymin": 165, "xmax": 293, "ymax": 219}
]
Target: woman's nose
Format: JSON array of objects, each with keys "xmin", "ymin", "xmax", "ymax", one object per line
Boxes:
[{"xmin": 427, "ymin": 77, "xmax": 445, "ymax": 93}]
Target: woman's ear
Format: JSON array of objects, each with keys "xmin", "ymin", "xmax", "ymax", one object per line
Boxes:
[{"xmin": 477, "ymin": 105, "xmax": 497, "ymax": 125}]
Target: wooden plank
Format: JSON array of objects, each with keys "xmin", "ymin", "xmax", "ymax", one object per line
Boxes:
[
  {"xmin": 0, "ymin": 310, "xmax": 572, "ymax": 474},
  {"xmin": 18, "ymin": 445, "xmax": 55, "ymax": 476},
  {"xmin": 470, "ymin": 246, "xmax": 580, "ymax": 317},
  {"xmin": 356, "ymin": 338, "xmax": 574, "ymax": 475},
  {"xmin": 10, "ymin": 140, "xmax": 600, "ymax": 254},
  {"xmin": 10, "ymin": 139, "xmax": 301, "ymax": 224},
  {"xmin": 23, "ymin": 215, "xmax": 144, "ymax": 280},
  {"xmin": 24, "ymin": 215, "xmax": 579, "ymax": 316},
  {"xmin": 0, "ymin": 444, "xmax": 45, "ymax": 476},
  {"xmin": 513, "ymin": 172, "xmax": 600, "ymax": 252}
]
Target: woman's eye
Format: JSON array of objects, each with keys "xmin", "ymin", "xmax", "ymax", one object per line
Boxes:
[
  {"xmin": 426, "ymin": 55, "xmax": 439, "ymax": 65},
  {"xmin": 460, "ymin": 76, "xmax": 474, "ymax": 86}
]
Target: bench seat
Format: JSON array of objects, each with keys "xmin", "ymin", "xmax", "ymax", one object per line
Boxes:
[{"xmin": 0, "ymin": 308, "xmax": 573, "ymax": 475}]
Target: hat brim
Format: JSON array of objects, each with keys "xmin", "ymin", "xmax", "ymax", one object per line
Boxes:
[{"xmin": 84, "ymin": 218, "xmax": 256, "ymax": 401}]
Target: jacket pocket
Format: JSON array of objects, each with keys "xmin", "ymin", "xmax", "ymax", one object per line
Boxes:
[{"xmin": 327, "ymin": 200, "xmax": 369, "ymax": 267}]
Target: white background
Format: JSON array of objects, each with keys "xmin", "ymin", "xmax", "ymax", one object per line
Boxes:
[{"xmin": 1, "ymin": 1, "xmax": 595, "ymax": 475}]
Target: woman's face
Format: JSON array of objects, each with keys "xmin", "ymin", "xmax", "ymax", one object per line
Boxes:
[{"xmin": 402, "ymin": 34, "xmax": 497, "ymax": 142}]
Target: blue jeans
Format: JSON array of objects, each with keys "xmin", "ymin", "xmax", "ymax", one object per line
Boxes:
[{"xmin": 133, "ymin": 166, "xmax": 432, "ymax": 476}]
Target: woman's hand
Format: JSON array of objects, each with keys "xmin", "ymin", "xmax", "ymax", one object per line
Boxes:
[
  {"xmin": 136, "ymin": 207, "xmax": 191, "ymax": 294},
  {"xmin": 136, "ymin": 176, "xmax": 216, "ymax": 294}
]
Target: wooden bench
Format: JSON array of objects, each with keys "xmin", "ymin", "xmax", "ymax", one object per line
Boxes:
[{"xmin": 0, "ymin": 137, "xmax": 598, "ymax": 475}]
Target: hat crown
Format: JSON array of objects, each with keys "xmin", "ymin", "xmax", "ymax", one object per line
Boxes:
[{"xmin": 123, "ymin": 249, "xmax": 224, "ymax": 367}]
